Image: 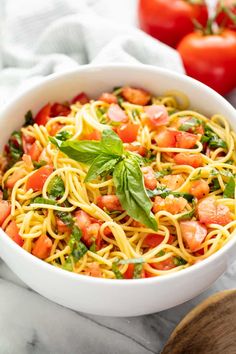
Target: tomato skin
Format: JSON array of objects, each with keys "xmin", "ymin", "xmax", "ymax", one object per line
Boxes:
[
  {"xmin": 22, "ymin": 134, "xmax": 35, "ymax": 154},
  {"xmin": 6, "ymin": 169, "xmax": 26, "ymax": 189},
  {"xmin": 143, "ymin": 233, "xmax": 174, "ymax": 247},
  {"xmin": 177, "ymin": 30, "xmax": 236, "ymax": 95},
  {"xmin": 176, "ymin": 132, "xmax": 198, "ymax": 149},
  {"xmin": 97, "ymin": 195, "xmax": 123, "ymax": 212},
  {"xmin": 144, "ymin": 105, "xmax": 169, "ymax": 129},
  {"xmin": 32, "ymin": 234, "xmax": 52, "ymax": 259},
  {"xmin": 35, "ymin": 103, "xmax": 51, "ymax": 126},
  {"xmin": 141, "ymin": 166, "xmax": 157, "ymax": 190},
  {"xmin": 161, "ymin": 174, "xmax": 185, "ymax": 190},
  {"xmin": 138, "ymin": 0, "xmax": 207, "ymax": 47},
  {"xmin": 151, "ymin": 257, "xmax": 176, "ymax": 271},
  {"xmin": 56, "ymin": 217, "xmax": 71, "ymax": 234},
  {"xmin": 26, "ymin": 165, "xmax": 53, "ymax": 191},
  {"xmin": 153, "ymin": 195, "xmax": 187, "ymax": 214},
  {"xmin": 5, "ymin": 221, "xmax": 24, "ymax": 247},
  {"xmin": 197, "ymin": 197, "xmax": 232, "ymax": 226},
  {"xmin": 99, "ymin": 93, "xmax": 117, "ymax": 104},
  {"xmin": 107, "ymin": 104, "xmax": 128, "ymax": 123},
  {"xmin": 155, "ymin": 128, "xmax": 178, "ymax": 148},
  {"xmin": 122, "ymin": 87, "xmax": 151, "ymax": 105},
  {"xmin": 190, "ymin": 180, "xmax": 209, "ymax": 199},
  {"xmin": 174, "ymin": 153, "xmax": 203, "ymax": 168},
  {"xmin": 0, "ymin": 201, "xmax": 11, "ymax": 226},
  {"xmin": 125, "ymin": 142, "xmax": 147, "ymax": 157},
  {"xmin": 117, "ymin": 123, "xmax": 140, "ymax": 143},
  {"xmin": 75, "ymin": 210, "xmax": 101, "ymax": 250},
  {"xmin": 50, "ymin": 103, "xmax": 70, "ymax": 117},
  {"xmin": 28, "ymin": 142, "xmax": 43, "ymax": 161},
  {"xmin": 124, "ymin": 264, "xmax": 146, "ymax": 279},
  {"xmin": 71, "ymin": 92, "xmax": 89, "ymax": 104},
  {"xmin": 180, "ymin": 220, "xmax": 207, "ymax": 252},
  {"xmin": 216, "ymin": 0, "xmax": 236, "ymax": 31}
]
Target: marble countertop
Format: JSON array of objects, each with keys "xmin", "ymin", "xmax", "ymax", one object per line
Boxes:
[{"xmin": 1, "ymin": 0, "xmax": 236, "ymax": 353}]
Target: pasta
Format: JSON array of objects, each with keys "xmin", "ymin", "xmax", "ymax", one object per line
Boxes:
[{"xmin": 1, "ymin": 86, "xmax": 236, "ymax": 280}]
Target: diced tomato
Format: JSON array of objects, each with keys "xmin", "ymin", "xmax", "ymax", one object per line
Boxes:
[
  {"xmin": 71, "ymin": 92, "xmax": 90, "ymax": 104},
  {"xmin": 197, "ymin": 197, "xmax": 232, "ymax": 226},
  {"xmin": 5, "ymin": 221, "xmax": 24, "ymax": 246},
  {"xmin": 0, "ymin": 201, "xmax": 11, "ymax": 226},
  {"xmin": 153, "ymin": 195, "xmax": 187, "ymax": 214},
  {"xmin": 56, "ymin": 217, "xmax": 71, "ymax": 234},
  {"xmin": 84, "ymin": 262, "xmax": 102, "ymax": 277},
  {"xmin": 32, "ymin": 234, "xmax": 52, "ymax": 259},
  {"xmin": 82, "ymin": 130, "xmax": 101, "ymax": 141},
  {"xmin": 6, "ymin": 169, "xmax": 26, "ymax": 189},
  {"xmin": 50, "ymin": 103, "xmax": 70, "ymax": 117},
  {"xmin": 161, "ymin": 174, "xmax": 185, "ymax": 190},
  {"xmin": 75, "ymin": 210, "xmax": 91, "ymax": 229},
  {"xmin": 83, "ymin": 223, "xmax": 101, "ymax": 249},
  {"xmin": 190, "ymin": 180, "xmax": 209, "ymax": 199},
  {"xmin": 99, "ymin": 93, "xmax": 117, "ymax": 104},
  {"xmin": 141, "ymin": 166, "xmax": 157, "ymax": 190},
  {"xmin": 103, "ymin": 226, "xmax": 113, "ymax": 237},
  {"xmin": 176, "ymin": 132, "xmax": 198, "ymax": 149},
  {"xmin": 22, "ymin": 154, "xmax": 34, "ymax": 170},
  {"xmin": 180, "ymin": 220, "xmax": 207, "ymax": 252},
  {"xmin": 49, "ymin": 123, "xmax": 64, "ymax": 136},
  {"xmin": 97, "ymin": 195, "xmax": 123, "ymax": 212},
  {"xmin": 154, "ymin": 127, "xmax": 179, "ymax": 148},
  {"xmin": 22, "ymin": 133, "xmax": 35, "ymax": 154},
  {"xmin": 125, "ymin": 142, "xmax": 147, "ymax": 156},
  {"xmin": 124, "ymin": 263, "xmax": 145, "ymax": 279},
  {"xmin": 174, "ymin": 153, "xmax": 203, "ymax": 168},
  {"xmin": 151, "ymin": 257, "xmax": 176, "ymax": 271},
  {"xmin": 172, "ymin": 117, "xmax": 204, "ymax": 135},
  {"xmin": 35, "ymin": 103, "xmax": 51, "ymax": 126},
  {"xmin": 144, "ymin": 105, "xmax": 169, "ymax": 129},
  {"xmin": 122, "ymin": 87, "xmax": 151, "ymax": 105},
  {"xmin": 107, "ymin": 104, "xmax": 128, "ymax": 123},
  {"xmin": 27, "ymin": 142, "xmax": 43, "ymax": 161},
  {"xmin": 143, "ymin": 233, "xmax": 174, "ymax": 247},
  {"xmin": 117, "ymin": 122, "xmax": 140, "ymax": 143},
  {"xmin": 26, "ymin": 165, "xmax": 53, "ymax": 191}
]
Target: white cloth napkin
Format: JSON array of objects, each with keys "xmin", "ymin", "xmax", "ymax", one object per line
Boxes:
[{"xmin": 0, "ymin": 0, "xmax": 184, "ymax": 106}]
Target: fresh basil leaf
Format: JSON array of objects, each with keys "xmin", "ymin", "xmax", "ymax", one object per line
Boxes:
[
  {"xmin": 155, "ymin": 168, "xmax": 172, "ymax": 179},
  {"xmin": 85, "ymin": 154, "xmax": 120, "ymax": 182},
  {"xmin": 119, "ymin": 257, "xmax": 144, "ymax": 265},
  {"xmin": 7, "ymin": 131, "xmax": 23, "ymax": 165},
  {"xmin": 23, "ymin": 110, "xmax": 34, "ymax": 126},
  {"xmin": 157, "ymin": 250, "xmax": 165, "ymax": 257},
  {"xmin": 101, "ymin": 129, "xmax": 124, "ymax": 156},
  {"xmin": 210, "ymin": 178, "xmax": 221, "ymax": 192},
  {"xmin": 112, "ymin": 261, "xmax": 123, "ymax": 279},
  {"xmin": 113, "ymin": 158, "xmax": 158, "ymax": 231},
  {"xmin": 173, "ymin": 256, "xmax": 187, "ymax": 266},
  {"xmin": 223, "ymin": 177, "xmax": 235, "ymax": 198},
  {"xmin": 55, "ymin": 211, "xmax": 74, "ymax": 228},
  {"xmin": 133, "ymin": 263, "xmax": 143, "ymax": 279},
  {"xmin": 89, "ymin": 242, "xmax": 96, "ymax": 253},
  {"xmin": 47, "ymin": 175, "xmax": 65, "ymax": 199},
  {"xmin": 32, "ymin": 197, "xmax": 56, "ymax": 205},
  {"xmin": 147, "ymin": 187, "xmax": 194, "ymax": 202},
  {"xmin": 2, "ymin": 189, "xmax": 8, "ymax": 200},
  {"xmin": 68, "ymin": 225, "xmax": 87, "ymax": 261},
  {"xmin": 179, "ymin": 117, "xmax": 201, "ymax": 132},
  {"xmin": 33, "ymin": 160, "xmax": 47, "ymax": 169},
  {"xmin": 55, "ymin": 130, "xmax": 72, "ymax": 141},
  {"xmin": 72, "ymin": 242, "xmax": 88, "ymax": 260},
  {"xmin": 177, "ymin": 208, "xmax": 195, "ymax": 221},
  {"xmin": 201, "ymin": 125, "xmax": 227, "ymax": 149},
  {"xmin": 62, "ymin": 257, "xmax": 73, "ymax": 271}
]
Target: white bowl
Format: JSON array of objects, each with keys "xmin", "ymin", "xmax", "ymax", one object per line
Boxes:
[{"xmin": 0, "ymin": 64, "xmax": 236, "ymax": 317}]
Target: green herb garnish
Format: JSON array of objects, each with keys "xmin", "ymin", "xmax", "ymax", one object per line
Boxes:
[
  {"xmin": 146, "ymin": 186, "xmax": 194, "ymax": 202},
  {"xmin": 55, "ymin": 130, "xmax": 72, "ymax": 141},
  {"xmin": 32, "ymin": 197, "xmax": 56, "ymax": 205},
  {"xmin": 112, "ymin": 261, "xmax": 123, "ymax": 279},
  {"xmin": 201, "ymin": 125, "xmax": 227, "ymax": 149},
  {"xmin": 23, "ymin": 110, "xmax": 34, "ymax": 126},
  {"xmin": 179, "ymin": 117, "xmax": 201, "ymax": 132},
  {"xmin": 173, "ymin": 256, "xmax": 187, "ymax": 266},
  {"xmin": 47, "ymin": 175, "xmax": 65, "ymax": 199},
  {"xmin": 33, "ymin": 160, "xmax": 47, "ymax": 169},
  {"xmin": 55, "ymin": 211, "xmax": 74, "ymax": 228},
  {"xmin": 223, "ymin": 177, "xmax": 235, "ymax": 199}
]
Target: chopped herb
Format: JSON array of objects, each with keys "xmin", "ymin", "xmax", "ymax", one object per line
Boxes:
[
  {"xmin": 133, "ymin": 263, "xmax": 143, "ymax": 279},
  {"xmin": 146, "ymin": 186, "xmax": 194, "ymax": 202},
  {"xmin": 179, "ymin": 117, "xmax": 201, "ymax": 132},
  {"xmin": 55, "ymin": 130, "xmax": 72, "ymax": 141},
  {"xmin": 155, "ymin": 168, "xmax": 172, "ymax": 179},
  {"xmin": 68, "ymin": 225, "xmax": 88, "ymax": 261},
  {"xmin": 156, "ymin": 250, "xmax": 165, "ymax": 257},
  {"xmin": 177, "ymin": 208, "xmax": 195, "ymax": 221},
  {"xmin": 89, "ymin": 242, "xmax": 96, "ymax": 253},
  {"xmin": 173, "ymin": 256, "xmax": 187, "ymax": 266},
  {"xmin": 96, "ymin": 107, "xmax": 108, "ymax": 124},
  {"xmin": 2, "ymin": 189, "xmax": 8, "ymax": 200},
  {"xmin": 6, "ymin": 131, "xmax": 23, "ymax": 165},
  {"xmin": 32, "ymin": 197, "xmax": 56, "ymax": 205},
  {"xmin": 33, "ymin": 160, "xmax": 47, "ymax": 169},
  {"xmin": 62, "ymin": 257, "xmax": 73, "ymax": 271},
  {"xmin": 23, "ymin": 110, "xmax": 34, "ymax": 126},
  {"xmin": 47, "ymin": 175, "xmax": 65, "ymax": 199},
  {"xmin": 190, "ymin": 169, "xmax": 202, "ymax": 181},
  {"xmin": 117, "ymin": 95, "xmax": 124, "ymax": 106},
  {"xmin": 131, "ymin": 109, "xmax": 140, "ymax": 121},
  {"xmin": 112, "ymin": 261, "xmax": 123, "ymax": 279},
  {"xmin": 201, "ymin": 125, "xmax": 227, "ymax": 149},
  {"xmin": 223, "ymin": 177, "xmax": 235, "ymax": 199},
  {"xmin": 55, "ymin": 211, "xmax": 74, "ymax": 228},
  {"xmin": 210, "ymin": 178, "xmax": 221, "ymax": 192}
]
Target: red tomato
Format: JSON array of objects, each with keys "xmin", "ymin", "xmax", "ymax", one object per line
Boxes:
[
  {"xmin": 26, "ymin": 165, "xmax": 53, "ymax": 191},
  {"xmin": 84, "ymin": 223, "xmax": 101, "ymax": 250},
  {"xmin": 84, "ymin": 263, "xmax": 102, "ymax": 277},
  {"xmin": 153, "ymin": 195, "xmax": 187, "ymax": 214},
  {"xmin": 117, "ymin": 122, "xmax": 140, "ymax": 143},
  {"xmin": 49, "ymin": 123, "xmax": 64, "ymax": 136},
  {"xmin": 151, "ymin": 257, "xmax": 176, "ymax": 271},
  {"xmin": 56, "ymin": 217, "xmax": 71, "ymax": 234},
  {"xmin": 6, "ymin": 169, "xmax": 26, "ymax": 189},
  {"xmin": 22, "ymin": 134, "xmax": 35, "ymax": 154},
  {"xmin": 28, "ymin": 142, "xmax": 43, "ymax": 161},
  {"xmin": 154, "ymin": 128, "xmax": 179, "ymax": 148},
  {"xmin": 125, "ymin": 142, "xmax": 147, "ymax": 156},
  {"xmin": 71, "ymin": 92, "xmax": 89, "ymax": 104},
  {"xmin": 180, "ymin": 220, "xmax": 207, "ymax": 252},
  {"xmin": 176, "ymin": 132, "xmax": 198, "ymax": 149},
  {"xmin": 143, "ymin": 233, "xmax": 174, "ymax": 247},
  {"xmin": 161, "ymin": 174, "xmax": 185, "ymax": 190},
  {"xmin": 75, "ymin": 210, "xmax": 91, "ymax": 230},
  {"xmin": 107, "ymin": 104, "xmax": 128, "ymax": 123},
  {"xmin": 32, "ymin": 234, "xmax": 52, "ymax": 259},
  {"xmin": 50, "ymin": 103, "xmax": 70, "ymax": 117},
  {"xmin": 97, "ymin": 195, "xmax": 123, "ymax": 212},
  {"xmin": 5, "ymin": 221, "xmax": 24, "ymax": 246},
  {"xmin": 121, "ymin": 87, "xmax": 151, "ymax": 105},
  {"xmin": 174, "ymin": 153, "xmax": 203, "ymax": 168},
  {"xmin": 144, "ymin": 105, "xmax": 169, "ymax": 129},
  {"xmin": 141, "ymin": 166, "xmax": 157, "ymax": 190},
  {"xmin": 35, "ymin": 103, "xmax": 51, "ymax": 126},
  {"xmin": 82, "ymin": 130, "xmax": 101, "ymax": 141},
  {"xmin": 138, "ymin": 0, "xmax": 208, "ymax": 47},
  {"xmin": 0, "ymin": 201, "xmax": 11, "ymax": 226},
  {"xmin": 124, "ymin": 264, "xmax": 145, "ymax": 279},
  {"xmin": 177, "ymin": 30, "xmax": 236, "ymax": 95},
  {"xmin": 216, "ymin": 0, "xmax": 236, "ymax": 31},
  {"xmin": 99, "ymin": 93, "xmax": 117, "ymax": 104},
  {"xmin": 197, "ymin": 197, "xmax": 232, "ymax": 226},
  {"xmin": 190, "ymin": 180, "xmax": 209, "ymax": 199}
]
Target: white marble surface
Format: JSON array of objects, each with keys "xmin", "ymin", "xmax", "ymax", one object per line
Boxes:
[{"xmin": 0, "ymin": 1, "xmax": 236, "ymax": 353}]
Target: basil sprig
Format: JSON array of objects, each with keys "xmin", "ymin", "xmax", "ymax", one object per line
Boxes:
[
  {"xmin": 223, "ymin": 177, "xmax": 235, "ymax": 199},
  {"xmin": 50, "ymin": 129, "xmax": 158, "ymax": 231},
  {"xmin": 146, "ymin": 186, "xmax": 194, "ymax": 202},
  {"xmin": 201, "ymin": 125, "xmax": 227, "ymax": 149}
]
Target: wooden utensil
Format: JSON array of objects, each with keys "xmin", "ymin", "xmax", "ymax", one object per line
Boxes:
[{"xmin": 161, "ymin": 289, "xmax": 236, "ymax": 354}]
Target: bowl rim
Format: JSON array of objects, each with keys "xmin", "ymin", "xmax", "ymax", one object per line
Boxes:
[{"xmin": 1, "ymin": 63, "xmax": 236, "ymax": 286}]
